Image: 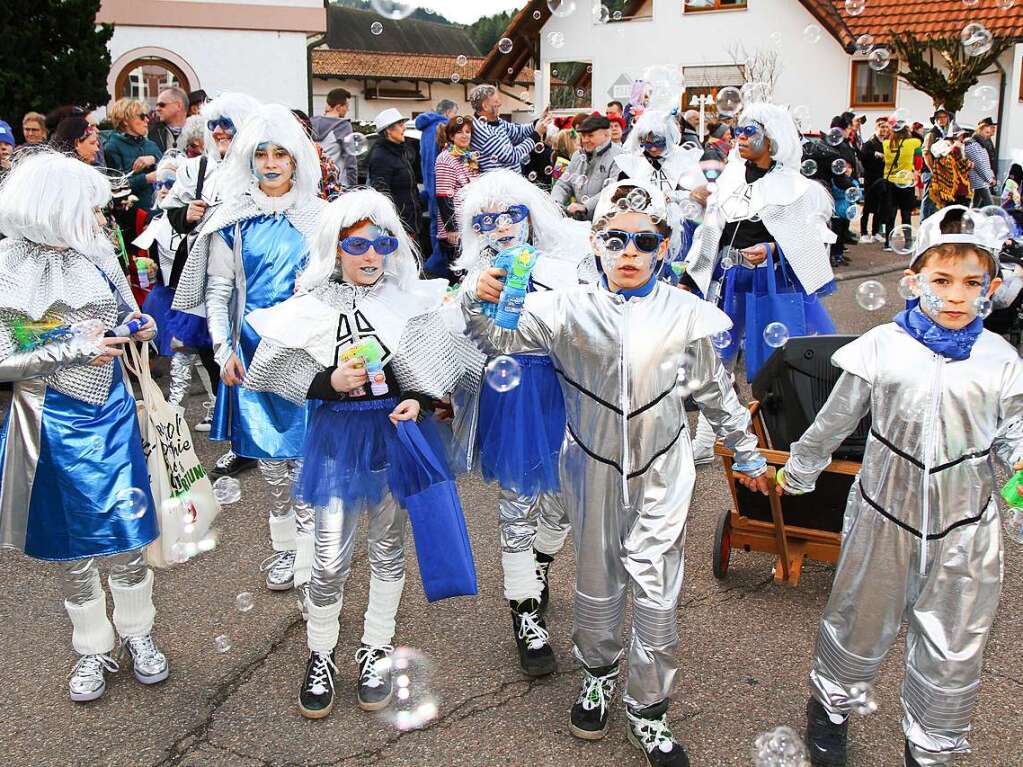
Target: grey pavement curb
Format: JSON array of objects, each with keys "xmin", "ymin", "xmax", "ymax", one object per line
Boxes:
[{"xmin": 834, "ymin": 265, "xmax": 903, "ymax": 283}]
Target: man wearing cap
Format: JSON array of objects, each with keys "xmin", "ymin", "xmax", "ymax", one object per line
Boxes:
[
  {"xmin": 922, "ymin": 106, "xmax": 954, "ymax": 220},
  {"xmin": 367, "ymin": 108, "xmax": 420, "ymax": 235},
  {"xmin": 0, "ymin": 121, "xmax": 15, "ymax": 179},
  {"xmin": 963, "ymin": 124, "xmax": 997, "ymax": 208},
  {"xmin": 551, "ymin": 115, "xmax": 621, "ymax": 221}
]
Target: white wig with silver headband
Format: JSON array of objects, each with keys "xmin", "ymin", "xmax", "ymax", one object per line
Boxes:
[
  {"xmin": 299, "ymin": 187, "xmax": 421, "ymax": 293},
  {"xmin": 199, "ymin": 91, "xmax": 261, "ymax": 166},
  {"xmin": 737, "ymin": 102, "xmax": 803, "ymax": 171},
  {"xmin": 622, "ymin": 109, "xmax": 683, "ymax": 156},
  {"xmin": 0, "ymin": 149, "xmax": 114, "ymax": 260},
  {"xmin": 216, "ymin": 102, "xmax": 321, "ymax": 202},
  {"xmin": 454, "ymin": 168, "xmax": 577, "ymax": 272}
]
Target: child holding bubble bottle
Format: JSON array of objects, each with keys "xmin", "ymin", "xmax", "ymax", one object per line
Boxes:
[
  {"xmin": 0, "ymin": 151, "xmax": 168, "ymax": 703},
  {"xmin": 242, "ymin": 188, "xmax": 482, "ymax": 720},
  {"xmin": 463, "ymin": 178, "xmax": 769, "ymax": 767},
  {"xmin": 453, "ymin": 168, "xmax": 598, "ymax": 680},
  {"xmin": 777, "ymin": 206, "xmax": 1023, "ymax": 767}
]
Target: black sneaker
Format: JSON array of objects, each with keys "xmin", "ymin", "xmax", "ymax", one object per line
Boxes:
[
  {"xmin": 626, "ymin": 700, "xmax": 691, "ymax": 767},
  {"xmin": 355, "ymin": 644, "xmax": 393, "ymax": 711},
  {"xmin": 511, "ymin": 599, "xmax": 556, "ymax": 677},
  {"xmin": 298, "ymin": 650, "xmax": 337, "ymax": 719},
  {"xmin": 806, "ymin": 696, "xmax": 849, "ymax": 766},
  {"xmin": 209, "ymin": 449, "xmax": 256, "ymax": 479},
  {"xmin": 535, "ymin": 550, "xmax": 554, "ymax": 613},
  {"xmin": 569, "ymin": 663, "xmax": 618, "ymax": 740}
]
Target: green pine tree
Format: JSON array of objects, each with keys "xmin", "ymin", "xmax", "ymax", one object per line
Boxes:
[{"xmin": 0, "ymin": 0, "xmax": 113, "ymax": 140}]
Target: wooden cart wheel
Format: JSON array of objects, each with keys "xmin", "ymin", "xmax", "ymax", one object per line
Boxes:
[{"xmin": 712, "ymin": 508, "xmax": 732, "ymax": 580}]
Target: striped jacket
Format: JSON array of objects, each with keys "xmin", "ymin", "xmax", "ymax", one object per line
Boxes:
[
  {"xmin": 964, "ymin": 138, "xmax": 995, "ymax": 191},
  {"xmin": 470, "ymin": 115, "xmax": 538, "ymax": 174}
]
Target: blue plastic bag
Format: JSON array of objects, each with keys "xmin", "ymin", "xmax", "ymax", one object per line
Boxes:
[
  {"xmin": 743, "ymin": 248, "xmax": 807, "ymax": 380},
  {"xmin": 395, "ymin": 420, "xmax": 478, "ymax": 602}
]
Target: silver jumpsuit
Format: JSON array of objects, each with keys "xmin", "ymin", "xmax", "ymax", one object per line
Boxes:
[
  {"xmin": 782, "ymin": 323, "xmax": 1023, "ymax": 765},
  {"xmin": 463, "ymin": 279, "xmax": 764, "ymax": 706}
]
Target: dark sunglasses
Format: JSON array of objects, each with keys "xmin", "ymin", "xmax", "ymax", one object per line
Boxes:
[
  {"xmin": 597, "ymin": 229, "xmax": 664, "ymax": 254},
  {"xmin": 207, "ymin": 117, "xmax": 236, "ymax": 133},
  {"xmin": 734, "ymin": 123, "xmax": 764, "ymax": 139},
  {"xmin": 337, "ymin": 235, "xmax": 399, "ymax": 257},
  {"xmin": 472, "ymin": 205, "xmax": 529, "ymax": 233},
  {"xmin": 640, "ymin": 136, "xmax": 667, "ymax": 151},
  {"xmin": 155, "ymin": 178, "xmax": 176, "ymax": 190}
]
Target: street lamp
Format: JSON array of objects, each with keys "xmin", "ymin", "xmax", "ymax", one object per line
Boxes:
[{"xmin": 689, "ymin": 94, "xmax": 714, "ymax": 141}]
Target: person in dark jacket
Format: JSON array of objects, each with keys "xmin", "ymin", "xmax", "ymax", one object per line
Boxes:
[
  {"xmin": 858, "ymin": 117, "xmax": 890, "ymax": 241},
  {"xmin": 148, "ymin": 87, "xmax": 189, "ymax": 153},
  {"xmin": 103, "ymin": 98, "xmax": 163, "ymax": 212},
  {"xmin": 367, "ymin": 108, "xmax": 420, "ymax": 236}
]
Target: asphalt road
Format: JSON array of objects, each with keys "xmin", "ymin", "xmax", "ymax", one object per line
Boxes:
[{"xmin": 1, "ymin": 244, "xmax": 1020, "ymax": 767}]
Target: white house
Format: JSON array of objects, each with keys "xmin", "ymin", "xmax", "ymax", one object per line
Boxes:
[
  {"xmin": 98, "ymin": 0, "xmax": 327, "ymax": 110},
  {"xmin": 482, "ymin": 0, "xmax": 1023, "ymax": 173}
]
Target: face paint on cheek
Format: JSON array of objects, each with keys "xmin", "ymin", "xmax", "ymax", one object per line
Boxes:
[{"xmin": 917, "ymin": 275, "xmax": 945, "ymax": 314}]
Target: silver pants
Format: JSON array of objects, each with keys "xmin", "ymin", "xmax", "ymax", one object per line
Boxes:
[
  {"xmin": 257, "ymin": 458, "xmax": 314, "ymax": 528},
  {"xmin": 62, "ymin": 549, "xmax": 147, "ymax": 605},
  {"xmin": 167, "ymin": 352, "xmax": 214, "ymax": 407},
  {"xmin": 810, "ymin": 503, "xmax": 1003, "ymax": 765},
  {"xmin": 307, "ymin": 493, "xmax": 407, "ymax": 608},
  {"xmin": 498, "ymin": 487, "xmax": 570, "ymax": 602},
  {"xmin": 563, "ymin": 438, "xmax": 694, "ymax": 708}
]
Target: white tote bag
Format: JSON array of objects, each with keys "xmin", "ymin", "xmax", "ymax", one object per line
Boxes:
[{"xmin": 123, "ymin": 343, "xmax": 220, "ymax": 567}]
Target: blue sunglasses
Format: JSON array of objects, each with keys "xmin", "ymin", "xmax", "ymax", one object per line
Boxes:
[
  {"xmin": 155, "ymin": 178, "xmax": 176, "ymax": 190},
  {"xmin": 207, "ymin": 117, "xmax": 236, "ymax": 133},
  {"xmin": 641, "ymin": 136, "xmax": 667, "ymax": 151},
  {"xmin": 597, "ymin": 229, "xmax": 665, "ymax": 254},
  {"xmin": 337, "ymin": 235, "xmax": 399, "ymax": 257},
  {"xmin": 734, "ymin": 122, "xmax": 764, "ymax": 139},
  {"xmin": 472, "ymin": 205, "xmax": 529, "ymax": 233}
]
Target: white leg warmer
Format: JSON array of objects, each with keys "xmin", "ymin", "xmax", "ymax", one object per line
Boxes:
[
  {"xmin": 502, "ymin": 549, "xmax": 541, "ymax": 602},
  {"xmin": 109, "ymin": 569, "xmax": 156, "ymax": 639},
  {"xmin": 269, "ymin": 511, "xmax": 297, "ymax": 552},
  {"xmin": 294, "ymin": 531, "xmax": 314, "ymax": 589},
  {"xmin": 361, "ymin": 576, "xmax": 405, "ymax": 648},
  {"xmin": 306, "ymin": 598, "xmax": 343, "ymax": 654},
  {"xmin": 65, "ymin": 595, "xmax": 116, "ymax": 655}
]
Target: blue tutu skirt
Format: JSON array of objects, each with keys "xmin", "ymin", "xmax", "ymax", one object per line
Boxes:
[
  {"xmin": 476, "ymin": 354, "xmax": 565, "ymax": 496},
  {"xmin": 296, "ymin": 397, "xmax": 453, "ymax": 513},
  {"xmin": 142, "ymin": 284, "xmax": 212, "ymax": 356}
]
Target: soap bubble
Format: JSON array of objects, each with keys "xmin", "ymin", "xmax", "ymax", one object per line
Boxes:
[
  {"xmin": 547, "ymin": 0, "xmax": 577, "ymax": 17},
  {"xmin": 213, "ymin": 635, "xmax": 232, "ymax": 653},
  {"xmin": 979, "ymin": 205, "xmax": 1014, "ymax": 243},
  {"xmin": 973, "ymin": 296, "xmax": 993, "ymax": 319},
  {"xmin": 962, "ymin": 0, "xmax": 979, "ymax": 5},
  {"xmin": 533, "ymin": 9, "xmax": 542, "ymax": 19},
  {"xmin": 680, "ymin": 199, "xmax": 704, "ymax": 222},
  {"xmin": 710, "ymin": 330, "xmax": 732, "ymax": 350},
  {"xmin": 213, "ymin": 476, "xmax": 241, "ymax": 505},
  {"xmin": 845, "ymin": 0, "xmax": 866, "ymax": 15},
  {"xmin": 740, "ymin": 81, "xmax": 770, "ymax": 104},
  {"xmin": 497, "ymin": 37, "xmax": 513, "ymax": 54},
  {"xmin": 370, "ymin": 0, "xmax": 417, "ymax": 19},
  {"xmin": 1005, "ymin": 509, "xmax": 1023, "ymax": 545},
  {"xmin": 890, "ymin": 225, "xmax": 915, "ymax": 255},
  {"xmin": 486, "ymin": 356, "xmax": 522, "ymax": 393},
  {"xmin": 763, "ymin": 322, "xmax": 789, "ymax": 348},
  {"xmin": 547, "ymin": 31, "xmax": 566, "ymax": 48},
  {"xmin": 897, "ymin": 274, "xmax": 918, "ymax": 300},
  {"xmin": 370, "ymin": 21, "xmax": 384, "ymax": 35},
  {"xmin": 855, "ymin": 33, "xmax": 875, "ymax": 55},
  {"xmin": 456, "ymin": 54, "xmax": 467, "ymax": 67},
  {"xmin": 800, "ymin": 159, "xmax": 818, "ymax": 177},
  {"xmin": 849, "ymin": 682, "xmax": 879, "ymax": 716},
  {"xmin": 344, "ymin": 132, "xmax": 369, "ymax": 156},
  {"xmin": 715, "ymin": 86, "xmax": 742, "ymax": 117},
  {"xmin": 970, "ymin": 84, "xmax": 998, "ymax": 111},
  {"xmin": 856, "ymin": 280, "xmax": 887, "ymax": 311},
  {"xmin": 700, "ymin": 159, "xmax": 725, "ymax": 182},
  {"xmin": 891, "ymin": 169, "xmax": 915, "ymax": 189},
  {"xmin": 868, "ymin": 48, "xmax": 891, "ymax": 71},
  {"xmin": 450, "ymin": 73, "xmax": 460, "ymax": 83},
  {"xmin": 998, "ymin": 0, "xmax": 1015, "ymax": 8},
  {"xmin": 613, "ymin": 9, "xmax": 623, "ymax": 19},
  {"xmin": 113, "ymin": 487, "xmax": 148, "ymax": 520},
  {"xmin": 235, "ymin": 592, "xmax": 254, "ymax": 613},
  {"xmin": 375, "ymin": 647, "xmax": 439, "ymax": 731},
  {"xmin": 961, "ymin": 22, "xmax": 993, "ymax": 57},
  {"xmin": 593, "ymin": 3, "xmax": 610, "ymax": 22},
  {"xmin": 752, "ymin": 725, "xmax": 810, "ymax": 767},
  {"xmin": 527, "ymin": 171, "xmax": 538, "ymax": 181},
  {"xmin": 792, "ymin": 104, "xmax": 811, "ymax": 131},
  {"xmin": 832, "ymin": 158, "xmax": 848, "ymax": 175},
  {"xmin": 845, "ymin": 186, "xmax": 862, "ymax": 204},
  {"xmin": 825, "ymin": 127, "xmax": 845, "ymax": 147},
  {"xmin": 803, "ymin": 24, "xmax": 822, "ymax": 44}
]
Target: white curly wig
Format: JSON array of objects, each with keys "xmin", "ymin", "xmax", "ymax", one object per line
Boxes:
[
  {"xmin": 621, "ymin": 109, "xmax": 683, "ymax": 156},
  {"xmin": 199, "ymin": 91, "xmax": 261, "ymax": 165},
  {"xmin": 299, "ymin": 187, "xmax": 421, "ymax": 293},
  {"xmin": 738, "ymin": 102, "xmax": 803, "ymax": 171},
  {"xmin": 454, "ymin": 169, "xmax": 579, "ymax": 272}
]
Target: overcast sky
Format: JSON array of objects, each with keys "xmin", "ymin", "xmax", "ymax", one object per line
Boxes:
[{"xmin": 424, "ymin": 0, "xmax": 526, "ymax": 25}]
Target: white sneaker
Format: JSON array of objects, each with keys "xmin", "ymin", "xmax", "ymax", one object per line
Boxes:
[
  {"xmin": 68, "ymin": 653, "xmax": 119, "ymax": 702},
  {"xmin": 121, "ymin": 634, "xmax": 169, "ymax": 685},
  {"xmin": 261, "ymin": 550, "xmax": 297, "ymax": 591}
]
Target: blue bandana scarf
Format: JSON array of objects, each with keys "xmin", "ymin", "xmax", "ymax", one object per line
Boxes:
[{"xmin": 893, "ymin": 305, "xmax": 982, "ymax": 361}]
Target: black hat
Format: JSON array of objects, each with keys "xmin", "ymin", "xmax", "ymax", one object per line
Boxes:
[
  {"xmin": 188, "ymin": 89, "xmax": 208, "ymax": 107},
  {"xmin": 830, "ymin": 115, "xmax": 850, "ymax": 130},
  {"xmin": 931, "ymin": 106, "xmax": 950, "ymax": 121},
  {"xmin": 978, "ymin": 116, "xmax": 997, "ymax": 128},
  {"xmin": 578, "ymin": 114, "xmax": 610, "ymax": 133}
]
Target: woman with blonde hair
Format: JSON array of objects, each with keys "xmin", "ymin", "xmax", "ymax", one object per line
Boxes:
[{"xmin": 103, "ymin": 98, "xmax": 164, "ymax": 212}]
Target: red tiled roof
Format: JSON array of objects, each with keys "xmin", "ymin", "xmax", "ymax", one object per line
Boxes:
[
  {"xmin": 801, "ymin": 0, "xmax": 1023, "ymax": 49},
  {"xmin": 312, "ymin": 49, "xmax": 533, "ymax": 85}
]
